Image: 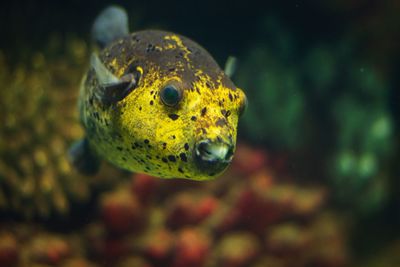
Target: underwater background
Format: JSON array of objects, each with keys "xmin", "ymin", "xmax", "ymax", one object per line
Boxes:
[{"xmin": 0, "ymin": 0, "xmax": 399, "ymax": 266}]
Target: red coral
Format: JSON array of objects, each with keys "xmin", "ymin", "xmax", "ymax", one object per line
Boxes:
[
  {"xmin": 166, "ymin": 193, "xmax": 219, "ymax": 228},
  {"xmin": 232, "ymin": 144, "xmax": 269, "ymax": 175},
  {"xmin": 62, "ymin": 258, "xmax": 97, "ymax": 267},
  {"xmin": 171, "ymin": 228, "xmax": 210, "ymax": 267},
  {"xmin": 29, "ymin": 235, "xmax": 70, "ymax": 265},
  {"xmin": 197, "ymin": 196, "xmax": 219, "ymax": 221},
  {"xmin": 131, "ymin": 173, "xmax": 160, "ymax": 204},
  {"xmin": 0, "ymin": 232, "xmax": 18, "ymax": 267},
  {"xmin": 141, "ymin": 228, "xmax": 175, "ymax": 263},
  {"xmin": 216, "ymin": 232, "xmax": 260, "ymax": 267},
  {"xmin": 265, "ymin": 223, "xmax": 312, "ymax": 256},
  {"xmin": 100, "ymin": 188, "xmax": 144, "ymax": 234}
]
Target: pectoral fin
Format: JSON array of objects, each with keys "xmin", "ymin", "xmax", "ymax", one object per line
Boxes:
[
  {"xmin": 68, "ymin": 138, "xmax": 101, "ymax": 175},
  {"xmin": 91, "ymin": 53, "xmax": 140, "ymax": 106}
]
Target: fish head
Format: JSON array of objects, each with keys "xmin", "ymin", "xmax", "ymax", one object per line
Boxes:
[{"xmin": 105, "ymin": 31, "xmax": 246, "ymax": 180}]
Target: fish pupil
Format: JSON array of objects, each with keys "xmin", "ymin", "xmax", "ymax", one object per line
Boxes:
[{"xmin": 160, "ymin": 85, "xmax": 181, "ymax": 106}]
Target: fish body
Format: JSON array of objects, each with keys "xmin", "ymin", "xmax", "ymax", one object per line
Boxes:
[{"xmin": 71, "ymin": 6, "xmax": 247, "ymax": 180}]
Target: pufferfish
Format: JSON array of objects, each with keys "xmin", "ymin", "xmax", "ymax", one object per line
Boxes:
[{"xmin": 69, "ymin": 6, "xmax": 247, "ymax": 181}]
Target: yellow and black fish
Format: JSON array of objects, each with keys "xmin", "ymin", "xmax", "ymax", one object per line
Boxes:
[{"xmin": 69, "ymin": 6, "xmax": 247, "ymax": 181}]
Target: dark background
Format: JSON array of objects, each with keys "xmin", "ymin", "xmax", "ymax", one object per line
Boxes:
[{"xmin": 1, "ymin": 0, "xmax": 393, "ymax": 64}]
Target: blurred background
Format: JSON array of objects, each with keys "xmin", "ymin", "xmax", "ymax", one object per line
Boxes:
[{"xmin": 0, "ymin": 0, "xmax": 399, "ymax": 266}]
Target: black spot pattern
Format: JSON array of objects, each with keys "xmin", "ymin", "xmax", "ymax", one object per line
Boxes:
[
  {"xmin": 179, "ymin": 153, "xmax": 187, "ymax": 162},
  {"xmin": 168, "ymin": 114, "xmax": 179, "ymax": 120},
  {"xmin": 216, "ymin": 118, "xmax": 227, "ymax": 127},
  {"xmin": 201, "ymin": 107, "xmax": 207, "ymax": 116},
  {"xmin": 221, "ymin": 109, "xmax": 231, "ymax": 118}
]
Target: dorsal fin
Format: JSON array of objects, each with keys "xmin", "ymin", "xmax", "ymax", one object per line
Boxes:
[{"xmin": 91, "ymin": 5, "xmax": 129, "ymax": 48}]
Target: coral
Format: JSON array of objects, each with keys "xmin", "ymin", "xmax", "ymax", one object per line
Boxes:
[
  {"xmin": 215, "ymin": 232, "xmax": 260, "ymax": 267},
  {"xmin": 100, "ymin": 187, "xmax": 144, "ymax": 234},
  {"xmin": 0, "ymin": 232, "xmax": 19, "ymax": 267},
  {"xmin": 131, "ymin": 173, "xmax": 161, "ymax": 204},
  {"xmin": 116, "ymin": 256, "xmax": 152, "ymax": 267},
  {"xmin": 171, "ymin": 227, "xmax": 210, "ymax": 267},
  {"xmin": 62, "ymin": 258, "xmax": 98, "ymax": 267},
  {"xmin": 264, "ymin": 215, "xmax": 348, "ymax": 267},
  {"xmin": 138, "ymin": 227, "xmax": 175, "ymax": 263},
  {"xmin": 209, "ymin": 168, "xmax": 326, "ymax": 234},
  {"xmin": 230, "ymin": 144, "xmax": 269, "ymax": 176},
  {"xmin": 0, "ymin": 36, "xmax": 92, "ymax": 218},
  {"xmin": 265, "ymin": 223, "xmax": 312, "ymax": 256},
  {"xmin": 0, "ymin": 144, "xmax": 350, "ymax": 267},
  {"xmin": 307, "ymin": 214, "xmax": 348, "ymax": 267},
  {"xmin": 27, "ymin": 235, "xmax": 71, "ymax": 265},
  {"xmin": 166, "ymin": 192, "xmax": 219, "ymax": 229}
]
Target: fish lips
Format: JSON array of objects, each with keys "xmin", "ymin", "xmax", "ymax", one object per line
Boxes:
[{"xmin": 193, "ymin": 138, "xmax": 234, "ymax": 176}]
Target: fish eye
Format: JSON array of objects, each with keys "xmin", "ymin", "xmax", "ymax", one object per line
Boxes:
[
  {"xmin": 239, "ymin": 95, "xmax": 248, "ymax": 117},
  {"xmin": 160, "ymin": 84, "xmax": 182, "ymax": 107}
]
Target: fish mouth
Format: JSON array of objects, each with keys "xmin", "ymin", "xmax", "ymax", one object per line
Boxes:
[{"xmin": 194, "ymin": 139, "xmax": 234, "ymax": 176}]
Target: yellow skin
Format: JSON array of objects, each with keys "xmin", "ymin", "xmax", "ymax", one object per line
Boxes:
[{"xmin": 79, "ymin": 30, "xmax": 246, "ymax": 180}]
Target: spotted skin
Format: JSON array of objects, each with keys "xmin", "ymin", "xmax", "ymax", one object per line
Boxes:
[{"xmin": 79, "ymin": 30, "xmax": 246, "ymax": 180}]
